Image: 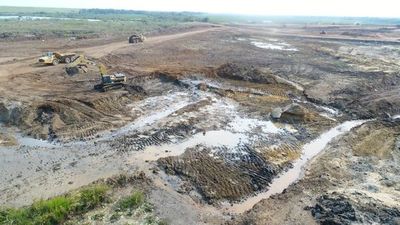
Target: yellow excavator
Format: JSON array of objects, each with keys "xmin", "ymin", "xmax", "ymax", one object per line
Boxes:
[
  {"xmin": 65, "ymin": 55, "xmax": 127, "ymax": 92},
  {"xmin": 65, "ymin": 55, "xmax": 92, "ymax": 75},
  {"xmin": 94, "ymin": 64, "xmax": 127, "ymax": 92}
]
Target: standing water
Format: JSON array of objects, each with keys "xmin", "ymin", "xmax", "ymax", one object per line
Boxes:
[
  {"xmin": 133, "ymin": 116, "xmax": 284, "ymax": 161},
  {"xmin": 226, "ymin": 120, "xmax": 368, "ymax": 214}
]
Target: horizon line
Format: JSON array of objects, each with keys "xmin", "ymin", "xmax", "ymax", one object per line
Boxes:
[{"xmin": 1, "ymin": 5, "xmax": 400, "ymax": 19}]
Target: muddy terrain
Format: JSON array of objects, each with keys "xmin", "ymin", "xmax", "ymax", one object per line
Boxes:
[
  {"xmin": 235, "ymin": 120, "xmax": 400, "ymax": 225},
  {"xmin": 1, "ymin": 23, "xmax": 400, "ymax": 225}
]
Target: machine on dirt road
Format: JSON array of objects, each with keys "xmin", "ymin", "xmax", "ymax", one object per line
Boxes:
[
  {"xmin": 128, "ymin": 34, "xmax": 145, "ymax": 43},
  {"xmin": 94, "ymin": 64, "xmax": 127, "ymax": 92},
  {"xmin": 38, "ymin": 52, "xmax": 77, "ymax": 65}
]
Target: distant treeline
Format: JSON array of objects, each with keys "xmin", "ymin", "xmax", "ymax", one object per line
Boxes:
[
  {"xmin": 1, "ymin": 6, "xmax": 399, "ymax": 25},
  {"xmin": 78, "ymin": 8, "xmax": 210, "ymax": 22},
  {"xmin": 79, "ymin": 8, "xmax": 201, "ymax": 16},
  {"xmin": 263, "ymin": 16, "xmax": 400, "ymax": 26},
  {"xmin": 0, "ymin": 7, "xmax": 213, "ymax": 40}
]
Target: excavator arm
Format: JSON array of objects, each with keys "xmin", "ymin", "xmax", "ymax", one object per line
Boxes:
[
  {"xmin": 64, "ymin": 56, "xmax": 127, "ymax": 92},
  {"xmin": 65, "ymin": 55, "xmax": 92, "ymax": 76},
  {"xmin": 98, "ymin": 63, "xmax": 108, "ymax": 76},
  {"xmin": 94, "ymin": 63, "xmax": 127, "ymax": 92}
]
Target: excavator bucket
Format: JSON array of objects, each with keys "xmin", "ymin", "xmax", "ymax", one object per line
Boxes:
[
  {"xmin": 65, "ymin": 64, "xmax": 88, "ymax": 76},
  {"xmin": 65, "ymin": 55, "xmax": 90, "ymax": 76},
  {"xmin": 66, "ymin": 67, "xmax": 80, "ymax": 76}
]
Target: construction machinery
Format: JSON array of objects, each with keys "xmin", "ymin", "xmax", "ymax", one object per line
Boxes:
[
  {"xmin": 38, "ymin": 52, "xmax": 77, "ymax": 65},
  {"xmin": 65, "ymin": 55, "xmax": 93, "ymax": 76},
  {"xmin": 128, "ymin": 34, "xmax": 145, "ymax": 43},
  {"xmin": 64, "ymin": 56, "xmax": 126, "ymax": 92},
  {"xmin": 94, "ymin": 64, "xmax": 127, "ymax": 92}
]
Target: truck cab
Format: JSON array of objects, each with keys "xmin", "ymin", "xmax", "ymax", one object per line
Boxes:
[{"xmin": 38, "ymin": 52, "xmax": 59, "ymax": 65}]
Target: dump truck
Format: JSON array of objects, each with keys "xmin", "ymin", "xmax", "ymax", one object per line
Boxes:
[
  {"xmin": 94, "ymin": 64, "xmax": 127, "ymax": 92},
  {"xmin": 38, "ymin": 52, "xmax": 77, "ymax": 65},
  {"xmin": 128, "ymin": 34, "xmax": 145, "ymax": 43}
]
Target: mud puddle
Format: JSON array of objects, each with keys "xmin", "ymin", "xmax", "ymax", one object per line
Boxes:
[
  {"xmin": 252, "ymin": 41, "xmax": 298, "ymax": 51},
  {"xmin": 0, "ymin": 124, "xmax": 59, "ymax": 148},
  {"xmin": 224, "ymin": 120, "xmax": 368, "ymax": 214},
  {"xmin": 236, "ymin": 37, "xmax": 298, "ymax": 51},
  {"xmin": 15, "ymin": 135, "xmax": 59, "ymax": 148},
  {"xmin": 131, "ymin": 115, "xmax": 286, "ymax": 161},
  {"xmin": 392, "ymin": 115, "xmax": 400, "ymax": 119},
  {"xmin": 100, "ymin": 91, "xmax": 208, "ymax": 140},
  {"xmin": 135, "ymin": 131, "xmax": 246, "ymax": 161},
  {"xmin": 179, "ymin": 78, "xmax": 269, "ymax": 96}
]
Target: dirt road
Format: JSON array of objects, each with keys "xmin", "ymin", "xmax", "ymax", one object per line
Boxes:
[
  {"xmin": 0, "ymin": 26, "xmax": 220, "ymax": 81},
  {"xmin": 78, "ymin": 27, "xmax": 222, "ymax": 58}
]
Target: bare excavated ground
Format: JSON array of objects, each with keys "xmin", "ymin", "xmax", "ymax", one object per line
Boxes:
[
  {"xmin": 235, "ymin": 120, "xmax": 400, "ymax": 225},
  {"xmin": 1, "ymin": 23, "xmax": 400, "ymax": 224}
]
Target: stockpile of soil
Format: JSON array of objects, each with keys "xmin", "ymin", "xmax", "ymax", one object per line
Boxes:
[
  {"xmin": 216, "ymin": 63, "xmax": 277, "ymax": 84},
  {"xmin": 3, "ymin": 93, "xmax": 144, "ymax": 141}
]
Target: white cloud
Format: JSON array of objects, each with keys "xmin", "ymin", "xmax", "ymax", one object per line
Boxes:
[{"xmin": 1, "ymin": 0, "xmax": 400, "ymax": 17}]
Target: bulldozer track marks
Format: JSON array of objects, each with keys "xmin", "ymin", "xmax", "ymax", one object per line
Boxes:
[
  {"xmin": 158, "ymin": 144, "xmax": 279, "ymax": 202},
  {"xmin": 111, "ymin": 124, "xmax": 195, "ymax": 152},
  {"xmin": 10, "ymin": 95, "xmax": 139, "ymax": 142}
]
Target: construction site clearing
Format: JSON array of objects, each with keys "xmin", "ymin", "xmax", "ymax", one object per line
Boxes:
[{"xmin": 0, "ymin": 23, "xmax": 400, "ymax": 225}]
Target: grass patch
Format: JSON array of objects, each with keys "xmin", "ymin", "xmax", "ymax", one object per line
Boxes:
[
  {"xmin": 76, "ymin": 185, "xmax": 109, "ymax": 211},
  {"xmin": 0, "ymin": 185, "xmax": 109, "ymax": 225},
  {"xmin": 143, "ymin": 215, "xmax": 169, "ymax": 225},
  {"xmin": 0, "ymin": 177, "xmax": 165, "ymax": 225},
  {"xmin": 0, "ymin": 196, "xmax": 73, "ymax": 225},
  {"xmin": 0, "ymin": 6, "xmax": 212, "ymax": 39},
  {"xmin": 117, "ymin": 191, "xmax": 145, "ymax": 211}
]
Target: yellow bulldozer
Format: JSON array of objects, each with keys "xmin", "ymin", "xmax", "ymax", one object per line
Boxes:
[{"xmin": 38, "ymin": 52, "xmax": 77, "ymax": 65}]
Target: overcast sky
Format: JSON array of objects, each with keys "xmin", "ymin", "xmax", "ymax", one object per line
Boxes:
[{"xmin": 1, "ymin": 0, "xmax": 399, "ymax": 18}]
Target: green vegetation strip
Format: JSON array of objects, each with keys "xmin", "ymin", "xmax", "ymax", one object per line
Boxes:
[
  {"xmin": 2, "ymin": 6, "xmax": 400, "ymax": 25},
  {"xmin": 0, "ymin": 184, "xmax": 109, "ymax": 225},
  {"xmin": 117, "ymin": 191, "xmax": 145, "ymax": 211}
]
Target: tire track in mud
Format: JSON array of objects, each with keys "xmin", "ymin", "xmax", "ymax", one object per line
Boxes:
[
  {"xmin": 3, "ymin": 94, "xmax": 142, "ymax": 142},
  {"xmin": 157, "ymin": 144, "xmax": 280, "ymax": 203},
  {"xmin": 101, "ymin": 77, "xmax": 327, "ymax": 207},
  {"xmin": 0, "ymin": 73, "xmax": 345, "ymax": 213},
  {"xmin": 111, "ymin": 124, "xmax": 196, "ymax": 152}
]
